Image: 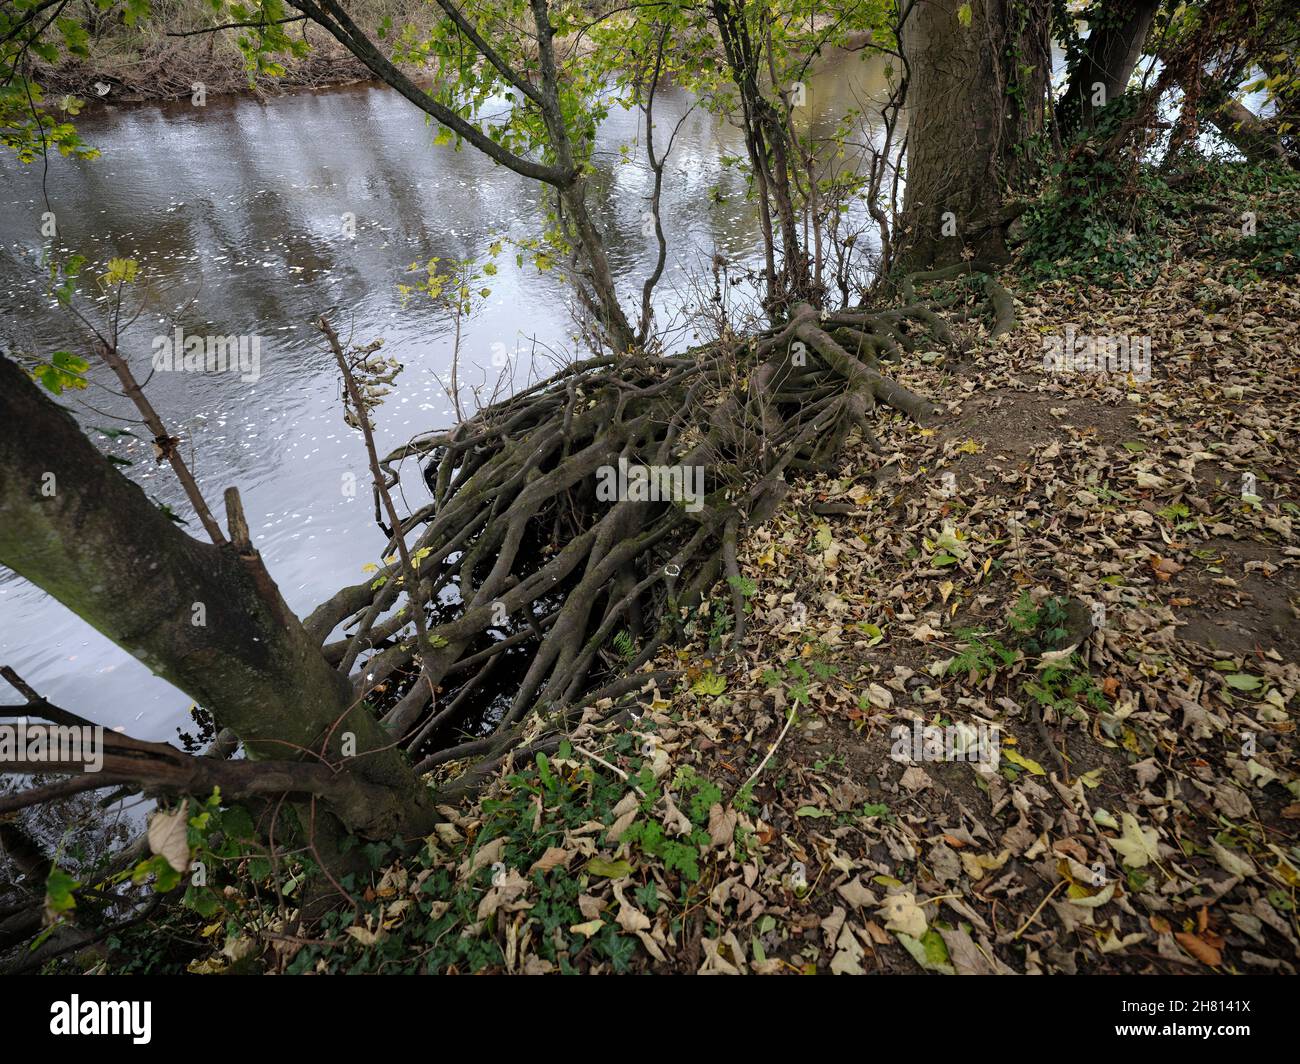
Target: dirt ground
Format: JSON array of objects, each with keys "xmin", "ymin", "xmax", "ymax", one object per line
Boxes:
[
  {"xmin": 161, "ymin": 229, "xmax": 1300, "ymax": 977},
  {"xmin": 406, "ymin": 259, "xmax": 1300, "ymax": 975}
]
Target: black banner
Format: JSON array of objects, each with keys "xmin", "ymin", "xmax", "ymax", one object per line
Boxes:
[{"xmin": 3, "ymin": 973, "xmax": 1289, "ymax": 1051}]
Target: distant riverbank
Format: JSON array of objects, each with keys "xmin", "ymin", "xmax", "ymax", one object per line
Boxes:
[
  {"xmin": 34, "ymin": 27, "xmax": 376, "ymax": 104},
  {"xmin": 31, "ymin": 10, "xmax": 871, "ymax": 107}
]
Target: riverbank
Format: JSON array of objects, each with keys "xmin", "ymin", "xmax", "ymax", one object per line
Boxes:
[
  {"xmin": 33, "ymin": 25, "xmax": 375, "ymax": 103},
  {"xmin": 30, "ymin": 9, "xmax": 865, "ymax": 107},
  {"xmin": 86, "ymin": 163, "xmax": 1300, "ymax": 975},
  {"xmin": 392, "ymin": 176, "xmax": 1300, "ymax": 975}
]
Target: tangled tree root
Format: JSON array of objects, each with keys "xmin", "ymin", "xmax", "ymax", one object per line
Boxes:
[{"xmin": 303, "ymin": 270, "xmax": 1015, "ymax": 782}]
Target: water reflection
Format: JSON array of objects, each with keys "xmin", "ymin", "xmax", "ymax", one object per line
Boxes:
[{"xmin": 0, "ymin": 51, "xmax": 892, "ymax": 736}]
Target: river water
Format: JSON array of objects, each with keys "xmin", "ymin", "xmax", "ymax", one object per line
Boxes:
[{"xmin": 0, "ymin": 54, "xmax": 893, "ymax": 739}]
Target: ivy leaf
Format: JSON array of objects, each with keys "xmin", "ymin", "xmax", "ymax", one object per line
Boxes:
[
  {"xmin": 184, "ymin": 885, "xmax": 221, "ymax": 918},
  {"xmin": 45, "ymin": 866, "xmax": 79, "ymax": 916}
]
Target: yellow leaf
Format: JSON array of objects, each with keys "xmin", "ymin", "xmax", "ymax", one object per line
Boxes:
[
  {"xmin": 1112, "ymin": 813, "xmax": 1160, "ymax": 869},
  {"xmin": 1003, "ymin": 748, "xmax": 1046, "ymax": 776},
  {"xmin": 345, "ymin": 925, "xmax": 383, "ymax": 946},
  {"xmin": 147, "ymin": 801, "xmax": 191, "ymax": 873},
  {"xmin": 102, "ymin": 257, "xmax": 138, "ymax": 285},
  {"xmin": 569, "ymin": 918, "xmax": 604, "ymax": 938}
]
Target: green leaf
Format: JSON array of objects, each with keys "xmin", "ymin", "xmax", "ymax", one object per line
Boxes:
[
  {"xmin": 586, "ymin": 857, "xmax": 633, "ymax": 879},
  {"xmin": 131, "ymin": 854, "xmax": 182, "ymax": 892},
  {"xmin": 857, "ymin": 622, "xmax": 884, "ymax": 645},
  {"xmin": 897, "ymin": 928, "xmax": 955, "ymax": 974},
  {"xmin": 536, "ymin": 751, "xmax": 554, "ymax": 791},
  {"xmin": 32, "ymin": 351, "xmax": 89, "ymax": 394},
  {"xmin": 957, "ymin": 2, "xmax": 972, "ymax": 27},
  {"xmin": 52, "ymin": 350, "xmax": 88, "ymax": 373},
  {"xmin": 727, "ymin": 574, "xmax": 757, "ymax": 597},
  {"xmin": 56, "ymin": 17, "xmax": 91, "ymax": 57},
  {"xmin": 184, "ymin": 886, "xmax": 221, "ymax": 918},
  {"xmin": 691, "ymin": 671, "xmax": 727, "ymax": 696},
  {"xmin": 1224, "ymin": 673, "xmax": 1262, "ymax": 691},
  {"xmin": 219, "ymin": 804, "xmax": 256, "ymax": 841},
  {"xmin": 45, "ymin": 866, "xmax": 79, "ymax": 914}
]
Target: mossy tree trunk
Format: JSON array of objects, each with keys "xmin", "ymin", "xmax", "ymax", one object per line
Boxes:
[{"xmin": 0, "ymin": 356, "xmax": 435, "ymax": 840}]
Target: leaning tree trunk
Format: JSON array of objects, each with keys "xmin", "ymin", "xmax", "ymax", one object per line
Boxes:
[
  {"xmin": 1198, "ymin": 81, "xmax": 1297, "ymax": 168},
  {"xmin": 896, "ymin": 0, "xmax": 1051, "ymax": 271},
  {"xmin": 0, "ymin": 356, "xmax": 435, "ymax": 840},
  {"xmin": 1056, "ymin": 0, "xmax": 1162, "ymax": 140}
]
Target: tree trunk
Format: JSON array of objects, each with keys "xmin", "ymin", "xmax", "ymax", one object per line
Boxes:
[
  {"xmin": 0, "ymin": 357, "xmax": 434, "ymax": 839},
  {"xmin": 896, "ymin": 0, "xmax": 1051, "ymax": 271},
  {"xmin": 710, "ymin": 0, "xmax": 811, "ymax": 309},
  {"xmin": 1201, "ymin": 86, "xmax": 1296, "ymax": 168},
  {"xmin": 1056, "ymin": 0, "xmax": 1162, "ymax": 139},
  {"xmin": 289, "ymin": 0, "xmax": 636, "ymax": 352}
]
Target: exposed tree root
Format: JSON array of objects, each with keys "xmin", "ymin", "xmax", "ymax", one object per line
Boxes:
[{"xmin": 306, "ymin": 272, "xmax": 1015, "ymax": 784}]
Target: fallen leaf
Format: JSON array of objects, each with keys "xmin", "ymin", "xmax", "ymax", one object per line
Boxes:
[
  {"xmin": 1112, "ymin": 813, "xmax": 1160, "ymax": 869},
  {"xmin": 1174, "ymin": 931, "xmax": 1222, "ymax": 967},
  {"xmin": 147, "ymin": 802, "xmax": 191, "ymax": 874}
]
